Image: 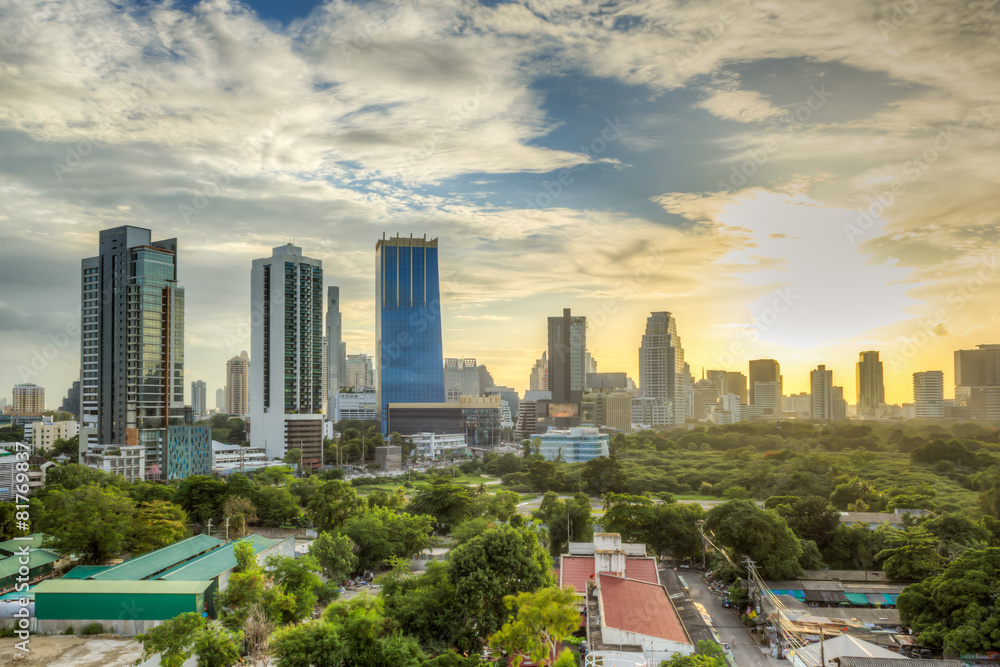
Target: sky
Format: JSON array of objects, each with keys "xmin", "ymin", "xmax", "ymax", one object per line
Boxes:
[{"xmin": 1, "ymin": 0, "xmax": 999, "ymax": 408}]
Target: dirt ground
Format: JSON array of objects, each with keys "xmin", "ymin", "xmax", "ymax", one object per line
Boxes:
[{"xmin": 0, "ymin": 636, "xmax": 143, "ymax": 667}]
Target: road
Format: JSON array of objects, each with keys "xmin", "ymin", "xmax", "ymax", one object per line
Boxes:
[{"xmin": 673, "ymin": 571, "xmax": 783, "ymax": 667}]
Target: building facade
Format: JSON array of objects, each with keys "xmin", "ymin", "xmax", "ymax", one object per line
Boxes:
[
  {"xmin": 59, "ymin": 380, "xmax": 81, "ymax": 420},
  {"xmin": 748, "ymin": 359, "xmax": 781, "ymax": 407},
  {"xmin": 164, "ymin": 425, "xmax": 211, "ymax": 479},
  {"xmin": 326, "ymin": 286, "xmax": 347, "ymax": 418},
  {"xmin": 538, "ymin": 428, "xmax": 609, "ymax": 463},
  {"xmin": 913, "ymin": 371, "xmax": 945, "ymax": 418},
  {"xmin": 225, "ymin": 351, "xmax": 249, "ymax": 417},
  {"xmin": 80, "ymin": 226, "xmax": 186, "ymax": 476},
  {"xmin": 856, "ymin": 351, "xmax": 885, "ymax": 419},
  {"xmin": 376, "ymin": 234, "xmax": 445, "ymax": 433},
  {"xmin": 12, "ymin": 384, "xmax": 44, "ymax": 413},
  {"xmin": 84, "ymin": 444, "xmax": 146, "ymax": 482},
  {"xmin": 345, "ymin": 354, "xmax": 374, "ymax": 390},
  {"xmin": 954, "ymin": 345, "xmax": 1000, "ymax": 420},
  {"xmin": 191, "ymin": 380, "xmax": 207, "ymax": 417},
  {"xmin": 249, "ymin": 245, "xmax": 324, "ymax": 466},
  {"xmin": 444, "ymin": 357, "xmax": 481, "ymax": 401},
  {"xmin": 529, "ymin": 352, "xmax": 548, "ymax": 392},
  {"xmin": 31, "ymin": 420, "xmax": 79, "ymax": 450},
  {"xmin": 810, "ymin": 365, "xmax": 834, "ymax": 420},
  {"xmin": 639, "ymin": 312, "xmax": 687, "ymax": 427},
  {"xmin": 335, "ymin": 389, "xmax": 378, "ymax": 422},
  {"xmin": 548, "ymin": 309, "xmax": 587, "ymax": 417}
]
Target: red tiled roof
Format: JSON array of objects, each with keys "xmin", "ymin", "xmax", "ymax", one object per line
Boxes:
[
  {"xmin": 625, "ymin": 558, "xmax": 659, "ymax": 584},
  {"xmin": 599, "ymin": 573, "xmax": 688, "ymax": 645},
  {"xmin": 560, "ymin": 556, "xmax": 595, "ymax": 594}
]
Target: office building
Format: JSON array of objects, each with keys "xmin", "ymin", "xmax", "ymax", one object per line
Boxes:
[
  {"xmin": 725, "ymin": 372, "xmax": 748, "ymax": 404},
  {"xmin": 376, "ymin": 234, "xmax": 445, "ymax": 432},
  {"xmin": 705, "ymin": 370, "xmax": 727, "ymax": 400},
  {"xmin": 445, "ymin": 357, "xmax": 481, "ymax": 401},
  {"xmin": 335, "ymin": 389, "xmax": 378, "ymax": 422},
  {"xmin": 410, "ymin": 433, "xmax": 467, "ymax": 460},
  {"xmin": 603, "ymin": 392, "xmax": 633, "ymax": 432},
  {"xmin": 691, "ymin": 379, "xmax": 720, "ymax": 420},
  {"xmin": 80, "ymin": 226, "xmax": 188, "ymax": 476},
  {"xmin": 386, "ymin": 395, "xmax": 501, "ymax": 448},
  {"xmin": 12, "ymin": 384, "xmax": 44, "ymax": 413},
  {"xmin": 913, "ymin": 371, "xmax": 945, "ymax": 419},
  {"xmin": 810, "ymin": 365, "xmax": 834, "ymax": 420},
  {"xmin": 164, "ymin": 425, "xmax": 211, "ymax": 479},
  {"xmin": 59, "ymin": 380, "xmax": 81, "ymax": 420},
  {"xmin": 954, "ymin": 345, "xmax": 1000, "ymax": 420},
  {"xmin": 748, "ymin": 359, "xmax": 781, "ymax": 407},
  {"xmin": 225, "ymin": 351, "xmax": 249, "ymax": 417},
  {"xmin": 486, "ymin": 385, "xmax": 519, "ymax": 428},
  {"xmin": 783, "ymin": 392, "xmax": 811, "ymax": 418},
  {"xmin": 346, "ymin": 354, "xmax": 374, "ymax": 390},
  {"xmin": 585, "ymin": 372, "xmax": 629, "ymax": 392},
  {"xmin": 548, "ymin": 309, "xmax": 587, "ymax": 424},
  {"xmin": 326, "ymin": 286, "xmax": 347, "ymax": 417},
  {"xmin": 191, "ymin": 381, "xmax": 207, "ymax": 417},
  {"xmin": 84, "ymin": 444, "xmax": 146, "ymax": 483},
  {"xmin": 215, "ymin": 388, "xmax": 226, "ymax": 413},
  {"xmin": 537, "ymin": 428, "xmax": 609, "ymax": 463},
  {"xmin": 529, "ymin": 352, "xmax": 549, "ymax": 391},
  {"xmin": 639, "ymin": 312, "xmax": 687, "ymax": 426},
  {"xmin": 249, "ymin": 245, "xmax": 324, "ymax": 466},
  {"xmin": 832, "ymin": 386, "xmax": 848, "ymax": 421},
  {"xmin": 753, "ymin": 381, "xmax": 782, "ymax": 418},
  {"xmin": 631, "ymin": 396, "xmax": 672, "ymax": 429},
  {"xmin": 856, "ymin": 351, "xmax": 885, "ymax": 419}
]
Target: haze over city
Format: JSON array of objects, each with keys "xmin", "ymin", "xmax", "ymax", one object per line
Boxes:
[{"xmin": 3, "ymin": 0, "xmax": 1000, "ymax": 405}]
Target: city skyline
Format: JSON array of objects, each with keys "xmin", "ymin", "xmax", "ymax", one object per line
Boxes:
[{"xmin": 3, "ymin": 1, "xmax": 1000, "ymax": 406}]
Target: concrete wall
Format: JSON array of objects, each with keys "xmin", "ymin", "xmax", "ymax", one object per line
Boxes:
[
  {"xmin": 36, "ymin": 618, "xmax": 170, "ymax": 635},
  {"xmin": 600, "ymin": 626, "xmax": 693, "ymax": 658}
]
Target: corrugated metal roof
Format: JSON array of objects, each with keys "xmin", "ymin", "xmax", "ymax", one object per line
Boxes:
[
  {"xmin": 846, "ymin": 593, "xmax": 870, "ymax": 605},
  {"xmin": 840, "ymin": 659, "xmax": 964, "ymax": 667},
  {"xmin": 0, "ymin": 533, "xmax": 47, "ymax": 555},
  {"xmin": 560, "ymin": 556, "xmax": 595, "ymax": 594},
  {"xmin": 804, "ymin": 590, "xmax": 848, "ymax": 603},
  {"xmin": 0, "ymin": 549, "xmax": 60, "ymax": 578},
  {"xmin": 90, "ymin": 534, "xmax": 223, "ymax": 581},
  {"xmin": 33, "ymin": 579, "xmax": 214, "ymax": 595},
  {"xmin": 62, "ymin": 565, "xmax": 111, "ymax": 579},
  {"xmin": 624, "ymin": 558, "xmax": 659, "ymax": 585},
  {"xmin": 156, "ymin": 535, "xmax": 278, "ymax": 582},
  {"xmin": 792, "ymin": 635, "xmax": 906, "ymax": 664},
  {"xmin": 599, "ymin": 573, "xmax": 688, "ymax": 645}
]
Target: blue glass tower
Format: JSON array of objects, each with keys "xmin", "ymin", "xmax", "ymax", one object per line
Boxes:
[{"xmin": 376, "ymin": 234, "xmax": 445, "ymax": 432}]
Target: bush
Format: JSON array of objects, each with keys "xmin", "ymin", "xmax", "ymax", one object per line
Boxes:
[
  {"xmin": 80, "ymin": 622, "xmax": 105, "ymax": 635},
  {"xmin": 63, "ymin": 625, "xmax": 75, "ymax": 635},
  {"xmin": 0, "ymin": 622, "xmax": 16, "ymax": 638}
]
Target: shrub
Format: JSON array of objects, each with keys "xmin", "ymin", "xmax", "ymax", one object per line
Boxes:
[
  {"xmin": 63, "ymin": 625, "xmax": 75, "ymax": 635},
  {"xmin": 80, "ymin": 622, "xmax": 105, "ymax": 635}
]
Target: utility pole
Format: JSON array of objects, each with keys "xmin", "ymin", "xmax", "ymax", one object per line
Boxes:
[
  {"xmin": 206, "ymin": 518, "xmax": 212, "ymax": 537},
  {"xmin": 224, "ymin": 517, "xmax": 231, "ymax": 542},
  {"xmin": 819, "ymin": 627, "xmax": 825, "ymax": 667}
]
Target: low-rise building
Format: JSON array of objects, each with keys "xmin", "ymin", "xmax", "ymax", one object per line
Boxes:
[
  {"xmin": 27, "ymin": 455, "xmax": 55, "ymax": 492},
  {"xmin": 211, "ymin": 441, "xmax": 268, "ymax": 470},
  {"xmin": 85, "ymin": 445, "xmax": 146, "ymax": 482},
  {"xmin": 374, "ymin": 446, "xmax": 401, "ymax": 470},
  {"xmin": 538, "ymin": 427, "xmax": 609, "ymax": 463},
  {"xmin": 31, "ymin": 420, "xmax": 78, "ymax": 450},
  {"xmin": 409, "ymin": 433, "xmax": 467, "ymax": 460},
  {"xmin": 335, "ymin": 389, "xmax": 378, "ymax": 422}
]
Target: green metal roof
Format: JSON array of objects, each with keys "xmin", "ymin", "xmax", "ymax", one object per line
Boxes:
[
  {"xmin": 62, "ymin": 565, "xmax": 112, "ymax": 579},
  {"xmin": 156, "ymin": 535, "xmax": 279, "ymax": 582},
  {"xmin": 90, "ymin": 534, "xmax": 223, "ymax": 581},
  {"xmin": 845, "ymin": 593, "xmax": 870, "ymax": 605},
  {"xmin": 0, "ymin": 549, "xmax": 61, "ymax": 579},
  {"xmin": 0, "ymin": 533, "xmax": 48, "ymax": 555},
  {"xmin": 33, "ymin": 579, "xmax": 214, "ymax": 595}
]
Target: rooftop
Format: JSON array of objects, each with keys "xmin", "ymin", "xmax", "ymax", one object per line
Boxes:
[
  {"xmin": 155, "ymin": 535, "xmax": 278, "ymax": 582},
  {"xmin": 623, "ymin": 557, "xmax": 659, "ymax": 585},
  {"xmin": 838, "ymin": 659, "xmax": 965, "ymax": 667},
  {"xmin": 560, "ymin": 555, "xmax": 595, "ymax": 594},
  {"xmin": 32, "ymin": 579, "xmax": 214, "ymax": 596},
  {"xmin": 90, "ymin": 534, "xmax": 223, "ymax": 581},
  {"xmin": 0, "ymin": 533, "xmax": 47, "ymax": 555},
  {"xmin": 599, "ymin": 573, "xmax": 688, "ymax": 645},
  {"xmin": 0, "ymin": 549, "xmax": 60, "ymax": 579},
  {"xmin": 792, "ymin": 635, "xmax": 906, "ymax": 665}
]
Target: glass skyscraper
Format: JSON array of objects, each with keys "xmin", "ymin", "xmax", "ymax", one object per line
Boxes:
[{"xmin": 376, "ymin": 234, "xmax": 445, "ymax": 432}]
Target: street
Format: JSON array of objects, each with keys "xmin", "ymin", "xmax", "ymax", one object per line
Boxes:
[{"xmin": 668, "ymin": 570, "xmax": 784, "ymax": 667}]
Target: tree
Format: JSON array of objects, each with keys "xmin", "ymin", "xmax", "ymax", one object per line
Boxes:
[
  {"xmin": 659, "ymin": 640, "xmax": 727, "ymax": 667},
  {"xmin": 308, "ymin": 480, "xmax": 365, "ymax": 531},
  {"xmin": 129, "ymin": 481, "xmax": 176, "ymax": 504},
  {"xmin": 488, "ymin": 587, "xmax": 581, "ymax": 666},
  {"xmin": 252, "ymin": 485, "xmax": 301, "ymax": 527},
  {"xmin": 0, "ymin": 503, "xmax": 25, "ymax": 541},
  {"xmin": 875, "ymin": 525, "xmax": 945, "ymax": 579},
  {"xmin": 270, "ymin": 619, "xmax": 346, "ymax": 667},
  {"xmin": 581, "ymin": 456, "xmax": 628, "ymax": 495},
  {"xmin": 254, "ymin": 465, "xmax": 296, "ymax": 487},
  {"xmin": 407, "ymin": 481, "xmax": 473, "ymax": 531},
  {"xmin": 447, "ymin": 524, "xmax": 556, "ymax": 652},
  {"xmin": 222, "ymin": 495, "xmax": 258, "ymax": 539},
  {"xmin": 130, "ymin": 500, "xmax": 188, "ymax": 555},
  {"xmin": 217, "ymin": 540, "xmax": 266, "ymax": 630},
  {"xmin": 191, "ymin": 621, "xmax": 242, "ymax": 667},
  {"xmin": 536, "ymin": 493, "xmax": 592, "ymax": 558},
  {"xmin": 224, "ymin": 473, "xmax": 255, "ymax": 499},
  {"xmin": 284, "ymin": 447, "xmax": 303, "ymax": 474},
  {"xmin": 310, "ymin": 531, "xmax": 358, "ymax": 583},
  {"xmin": 898, "ymin": 547, "xmax": 1000, "ymax": 656},
  {"xmin": 774, "ymin": 496, "xmax": 841, "ymax": 550},
  {"xmin": 704, "ymin": 500, "xmax": 803, "ymax": 581},
  {"xmin": 135, "ymin": 612, "xmax": 206, "ymax": 667},
  {"xmin": 42, "ymin": 463, "xmax": 126, "ymax": 493},
  {"xmin": 174, "ymin": 475, "xmax": 227, "ymax": 524},
  {"xmin": 344, "ymin": 506, "xmax": 434, "ymax": 572},
  {"xmin": 39, "ymin": 486, "xmax": 136, "ymax": 563},
  {"xmin": 265, "ymin": 553, "xmax": 322, "ymax": 622}
]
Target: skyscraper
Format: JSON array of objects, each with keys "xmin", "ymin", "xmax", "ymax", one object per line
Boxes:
[
  {"xmin": 913, "ymin": 371, "xmax": 945, "ymax": 419},
  {"xmin": 810, "ymin": 365, "xmax": 834, "ymax": 420},
  {"xmin": 59, "ymin": 380, "xmax": 81, "ymax": 420},
  {"xmin": 191, "ymin": 380, "xmax": 207, "ymax": 417},
  {"xmin": 345, "ymin": 353, "xmax": 374, "ymax": 390},
  {"xmin": 249, "ymin": 245, "xmax": 324, "ymax": 465},
  {"xmin": 748, "ymin": 359, "xmax": 781, "ymax": 407},
  {"xmin": 548, "ymin": 308, "xmax": 587, "ymax": 427},
  {"xmin": 955, "ymin": 345, "xmax": 1000, "ymax": 420},
  {"xmin": 529, "ymin": 352, "xmax": 549, "ymax": 391},
  {"xmin": 226, "ymin": 351, "xmax": 250, "ymax": 417},
  {"xmin": 725, "ymin": 371, "xmax": 748, "ymax": 404},
  {"xmin": 445, "ymin": 358, "xmax": 481, "ymax": 401},
  {"xmin": 216, "ymin": 387, "xmax": 226, "ymax": 412},
  {"xmin": 80, "ymin": 226, "xmax": 186, "ymax": 475},
  {"xmin": 12, "ymin": 383, "xmax": 44, "ymax": 413},
  {"xmin": 376, "ymin": 234, "xmax": 445, "ymax": 432},
  {"xmin": 326, "ymin": 286, "xmax": 347, "ymax": 417},
  {"xmin": 639, "ymin": 311, "xmax": 687, "ymax": 426},
  {"xmin": 856, "ymin": 351, "xmax": 885, "ymax": 419}
]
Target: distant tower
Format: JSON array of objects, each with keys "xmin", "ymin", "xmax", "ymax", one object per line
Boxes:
[
  {"xmin": 748, "ymin": 359, "xmax": 781, "ymax": 407},
  {"xmin": 913, "ymin": 371, "xmax": 945, "ymax": 418},
  {"xmin": 226, "ymin": 351, "xmax": 250, "ymax": 417},
  {"xmin": 639, "ymin": 312, "xmax": 687, "ymax": 426},
  {"xmin": 856, "ymin": 351, "xmax": 885, "ymax": 419},
  {"xmin": 191, "ymin": 380, "xmax": 207, "ymax": 417},
  {"xmin": 326, "ymin": 286, "xmax": 347, "ymax": 418},
  {"xmin": 810, "ymin": 365, "xmax": 834, "ymax": 420}
]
